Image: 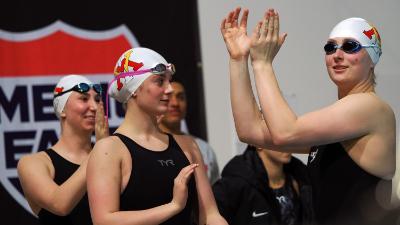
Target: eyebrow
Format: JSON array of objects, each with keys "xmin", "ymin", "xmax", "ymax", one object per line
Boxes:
[{"xmin": 156, "ymin": 73, "xmax": 173, "ymax": 81}]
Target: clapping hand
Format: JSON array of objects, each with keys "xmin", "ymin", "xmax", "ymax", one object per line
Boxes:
[
  {"xmin": 250, "ymin": 9, "xmax": 287, "ymax": 65},
  {"xmin": 220, "ymin": 7, "xmax": 252, "ymax": 61},
  {"xmin": 95, "ymin": 101, "xmax": 109, "ymax": 141}
]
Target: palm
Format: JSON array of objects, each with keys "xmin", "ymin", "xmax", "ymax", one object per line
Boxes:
[
  {"xmin": 221, "ymin": 8, "xmax": 251, "ymax": 60},
  {"xmin": 223, "ymin": 26, "xmax": 251, "ymax": 59}
]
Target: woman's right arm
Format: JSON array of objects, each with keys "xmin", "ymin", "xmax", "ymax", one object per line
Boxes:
[
  {"xmin": 221, "ymin": 7, "xmax": 273, "ymax": 147},
  {"xmin": 17, "ymin": 153, "xmax": 88, "ymax": 216},
  {"xmin": 87, "ymin": 137, "xmax": 197, "ymax": 225}
]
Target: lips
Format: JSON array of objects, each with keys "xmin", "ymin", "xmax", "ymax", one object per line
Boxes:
[
  {"xmin": 331, "ymin": 64, "xmax": 348, "ymax": 73},
  {"xmin": 84, "ymin": 115, "xmax": 96, "ymax": 122},
  {"xmin": 160, "ymin": 98, "xmax": 169, "ymax": 102},
  {"xmin": 168, "ymin": 110, "xmax": 181, "ymax": 116},
  {"xmin": 333, "ymin": 65, "xmax": 348, "ymax": 70}
]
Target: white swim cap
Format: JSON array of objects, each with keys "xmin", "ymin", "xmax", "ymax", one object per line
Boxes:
[
  {"xmin": 329, "ymin": 17, "xmax": 382, "ymax": 65},
  {"xmin": 109, "ymin": 47, "xmax": 169, "ymax": 103},
  {"xmin": 53, "ymin": 75, "xmax": 93, "ymax": 118}
]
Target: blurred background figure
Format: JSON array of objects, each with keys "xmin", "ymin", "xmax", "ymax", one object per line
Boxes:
[
  {"xmin": 159, "ymin": 80, "xmax": 220, "ymax": 184},
  {"xmin": 213, "ymin": 145, "xmax": 314, "ymax": 225}
]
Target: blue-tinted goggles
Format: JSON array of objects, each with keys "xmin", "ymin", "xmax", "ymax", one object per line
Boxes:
[
  {"xmin": 324, "ymin": 40, "xmax": 376, "ymax": 55},
  {"xmin": 54, "ymin": 83, "xmax": 102, "ymax": 97}
]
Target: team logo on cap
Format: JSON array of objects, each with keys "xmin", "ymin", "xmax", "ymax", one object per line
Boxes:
[
  {"xmin": 114, "ymin": 49, "xmax": 144, "ymax": 91},
  {"xmin": 363, "ymin": 23, "xmax": 382, "ymax": 49},
  {"xmin": 54, "ymin": 86, "xmax": 65, "ymax": 95}
]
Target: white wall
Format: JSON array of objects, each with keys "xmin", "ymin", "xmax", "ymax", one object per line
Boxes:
[{"xmin": 197, "ymin": 0, "xmax": 400, "ymax": 200}]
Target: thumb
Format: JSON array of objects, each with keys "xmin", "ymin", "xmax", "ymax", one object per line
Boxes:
[{"xmin": 279, "ymin": 32, "xmax": 287, "ymax": 46}]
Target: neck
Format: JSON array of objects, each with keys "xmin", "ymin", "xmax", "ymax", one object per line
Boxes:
[
  {"xmin": 159, "ymin": 122, "xmax": 183, "ymax": 135},
  {"xmin": 338, "ymin": 72, "xmax": 376, "ymax": 99},
  {"xmin": 118, "ymin": 103, "xmax": 161, "ymax": 137},
  {"xmin": 338, "ymin": 83, "xmax": 375, "ymax": 99},
  {"xmin": 257, "ymin": 150, "xmax": 285, "ymax": 189},
  {"xmin": 53, "ymin": 126, "xmax": 92, "ymax": 163}
]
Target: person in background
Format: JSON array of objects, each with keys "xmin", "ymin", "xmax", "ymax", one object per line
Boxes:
[
  {"xmin": 213, "ymin": 144, "xmax": 314, "ymax": 225},
  {"xmin": 159, "ymin": 80, "xmax": 220, "ymax": 184},
  {"xmin": 221, "ymin": 7, "xmax": 395, "ymax": 225},
  {"xmin": 87, "ymin": 47, "xmax": 227, "ymax": 225},
  {"xmin": 17, "ymin": 74, "xmax": 108, "ymax": 225}
]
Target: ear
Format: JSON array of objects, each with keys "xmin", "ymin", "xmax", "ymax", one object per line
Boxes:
[{"xmin": 60, "ymin": 111, "xmax": 67, "ymax": 118}]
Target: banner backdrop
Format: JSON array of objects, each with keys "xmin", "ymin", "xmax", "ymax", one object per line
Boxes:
[{"xmin": 0, "ymin": 1, "xmax": 204, "ymax": 224}]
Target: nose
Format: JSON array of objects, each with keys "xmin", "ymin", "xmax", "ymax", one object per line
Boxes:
[
  {"xmin": 89, "ymin": 97, "xmax": 99, "ymax": 112},
  {"xmin": 165, "ymin": 82, "xmax": 173, "ymax": 94},
  {"xmin": 332, "ymin": 48, "xmax": 344, "ymax": 62},
  {"xmin": 169, "ymin": 95, "xmax": 179, "ymax": 106}
]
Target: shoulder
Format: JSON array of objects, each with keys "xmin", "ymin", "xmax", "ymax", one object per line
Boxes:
[
  {"xmin": 193, "ymin": 137, "xmax": 215, "ymax": 151},
  {"xmin": 172, "ymin": 134, "xmax": 199, "ymax": 162},
  {"xmin": 337, "ymin": 93, "xmax": 395, "ymax": 125},
  {"xmin": 91, "ymin": 136, "xmax": 126, "ymax": 160},
  {"xmin": 341, "ymin": 93, "xmax": 394, "ymax": 115},
  {"xmin": 193, "ymin": 137, "xmax": 208, "ymax": 147},
  {"xmin": 191, "ymin": 136, "xmax": 217, "ymax": 158},
  {"xmin": 17, "ymin": 151, "xmax": 52, "ymax": 175},
  {"xmin": 172, "ymin": 134, "xmax": 198, "ymax": 149}
]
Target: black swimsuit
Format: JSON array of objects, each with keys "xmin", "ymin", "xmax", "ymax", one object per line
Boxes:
[
  {"xmin": 38, "ymin": 149, "xmax": 92, "ymax": 225},
  {"xmin": 307, "ymin": 142, "xmax": 389, "ymax": 225},
  {"xmin": 114, "ymin": 133, "xmax": 197, "ymax": 225}
]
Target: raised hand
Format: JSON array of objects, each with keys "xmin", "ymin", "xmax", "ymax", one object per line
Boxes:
[
  {"xmin": 170, "ymin": 164, "xmax": 198, "ymax": 211},
  {"xmin": 250, "ymin": 9, "xmax": 287, "ymax": 65},
  {"xmin": 95, "ymin": 101, "xmax": 109, "ymax": 141},
  {"xmin": 220, "ymin": 7, "xmax": 251, "ymax": 60}
]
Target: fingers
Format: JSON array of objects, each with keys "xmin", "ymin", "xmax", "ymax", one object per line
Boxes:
[
  {"xmin": 267, "ymin": 10, "xmax": 275, "ymax": 41},
  {"xmin": 226, "ymin": 10, "xmax": 235, "ymax": 29},
  {"xmin": 272, "ymin": 11, "xmax": 279, "ymax": 42},
  {"xmin": 240, "ymin": 9, "xmax": 249, "ymax": 29},
  {"xmin": 259, "ymin": 8, "xmax": 281, "ymax": 44},
  {"xmin": 96, "ymin": 102, "xmax": 105, "ymax": 118},
  {"xmin": 104, "ymin": 116, "xmax": 109, "ymax": 130},
  {"xmin": 279, "ymin": 33, "xmax": 288, "ymax": 47},
  {"xmin": 95, "ymin": 102, "xmax": 109, "ymax": 140},
  {"xmin": 232, "ymin": 7, "xmax": 241, "ymax": 27},
  {"xmin": 220, "ymin": 10, "xmax": 234, "ymax": 33},
  {"xmin": 177, "ymin": 164, "xmax": 198, "ymax": 184},
  {"xmin": 156, "ymin": 114, "xmax": 165, "ymax": 125},
  {"xmin": 260, "ymin": 9, "xmax": 271, "ymax": 39},
  {"xmin": 220, "ymin": 18, "xmax": 226, "ymax": 31},
  {"xmin": 221, "ymin": 7, "xmax": 246, "ymax": 31},
  {"xmin": 251, "ymin": 21, "xmax": 262, "ymax": 41},
  {"xmin": 95, "ymin": 102, "xmax": 105, "ymax": 130}
]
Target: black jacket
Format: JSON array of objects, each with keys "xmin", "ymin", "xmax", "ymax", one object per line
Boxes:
[{"xmin": 212, "ymin": 147, "xmax": 315, "ymax": 225}]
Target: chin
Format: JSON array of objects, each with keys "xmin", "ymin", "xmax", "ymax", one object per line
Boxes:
[
  {"xmin": 165, "ymin": 115, "xmax": 181, "ymax": 123},
  {"xmin": 281, "ymin": 156, "xmax": 292, "ymax": 164},
  {"xmin": 82, "ymin": 124, "xmax": 95, "ymax": 132},
  {"xmin": 155, "ymin": 109, "xmax": 167, "ymax": 116}
]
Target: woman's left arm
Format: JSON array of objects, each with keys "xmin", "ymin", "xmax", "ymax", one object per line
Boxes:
[{"xmin": 174, "ymin": 135, "xmax": 228, "ymax": 225}]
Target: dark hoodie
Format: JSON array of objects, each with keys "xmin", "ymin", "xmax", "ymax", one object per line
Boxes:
[{"xmin": 212, "ymin": 146, "xmax": 315, "ymax": 225}]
